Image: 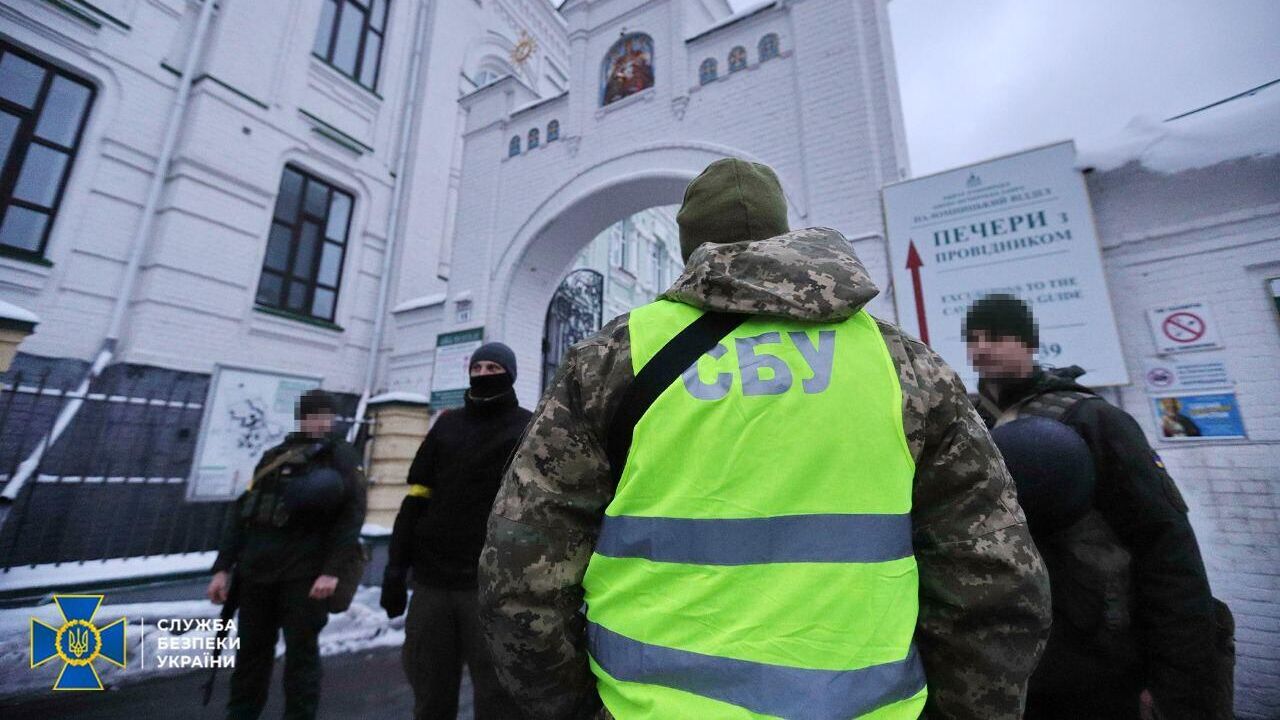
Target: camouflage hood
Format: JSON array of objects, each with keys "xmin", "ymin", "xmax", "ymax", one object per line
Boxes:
[{"xmin": 661, "ymin": 226, "xmax": 880, "ymax": 322}]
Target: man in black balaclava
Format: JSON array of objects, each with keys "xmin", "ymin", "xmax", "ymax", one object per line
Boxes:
[{"xmin": 381, "ymin": 342, "xmax": 531, "ymax": 720}]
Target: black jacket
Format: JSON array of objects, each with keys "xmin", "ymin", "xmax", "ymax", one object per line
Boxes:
[
  {"xmin": 213, "ymin": 433, "xmax": 367, "ymax": 583},
  {"xmin": 387, "ymin": 388, "xmax": 532, "ymax": 589},
  {"xmin": 978, "ymin": 367, "xmax": 1218, "ymax": 718}
]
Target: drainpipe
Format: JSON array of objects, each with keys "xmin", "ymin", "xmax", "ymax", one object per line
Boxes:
[
  {"xmin": 0, "ymin": 0, "xmax": 219, "ymax": 511},
  {"xmin": 349, "ymin": 0, "xmax": 432, "ymax": 442}
]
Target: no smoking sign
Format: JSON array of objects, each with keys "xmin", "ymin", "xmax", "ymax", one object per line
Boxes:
[
  {"xmin": 1162, "ymin": 311, "xmax": 1206, "ymax": 343},
  {"xmin": 1147, "ymin": 302, "xmax": 1222, "ymax": 354}
]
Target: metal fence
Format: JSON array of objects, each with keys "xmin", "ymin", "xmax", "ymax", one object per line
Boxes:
[{"xmin": 0, "ymin": 366, "xmax": 229, "ymax": 571}]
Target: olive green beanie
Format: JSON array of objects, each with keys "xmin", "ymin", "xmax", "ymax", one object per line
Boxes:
[{"xmin": 677, "ymin": 158, "xmax": 790, "ymax": 261}]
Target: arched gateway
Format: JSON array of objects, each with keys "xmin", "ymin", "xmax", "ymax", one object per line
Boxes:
[{"xmin": 396, "ymin": 0, "xmax": 910, "ymax": 405}]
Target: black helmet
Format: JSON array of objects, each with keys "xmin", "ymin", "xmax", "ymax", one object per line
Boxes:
[
  {"xmin": 991, "ymin": 416, "xmax": 1095, "ymax": 535},
  {"xmin": 283, "ymin": 467, "xmax": 346, "ymax": 516}
]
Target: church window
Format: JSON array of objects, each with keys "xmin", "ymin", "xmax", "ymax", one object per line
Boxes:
[
  {"xmin": 728, "ymin": 46, "xmax": 747, "ymax": 73},
  {"xmin": 528, "ymin": 128, "xmax": 540, "ymax": 150},
  {"xmin": 759, "ymin": 33, "xmax": 780, "ymax": 62},
  {"xmin": 508, "ymin": 136, "xmax": 520, "ymax": 157},
  {"xmin": 601, "ymin": 33, "xmax": 655, "ymax": 106},
  {"xmin": 699, "ymin": 58, "xmax": 718, "ymax": 85},
  {"xmin": 547, "ymin": 120, "xmax": 560, "ymax": 142},
  {"xmin": 313, "ymin": 0, "xmax": 390, "ymax": 91}
]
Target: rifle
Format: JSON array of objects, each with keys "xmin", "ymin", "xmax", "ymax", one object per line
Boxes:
[{"xmin": 201, "ymin": 570, "xmax": 240, "ymax": 706}]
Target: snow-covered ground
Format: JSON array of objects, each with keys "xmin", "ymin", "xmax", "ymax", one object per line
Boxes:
[{"xmin": 0, "ymin": 586, "xmax": 403, "ymax": 700}]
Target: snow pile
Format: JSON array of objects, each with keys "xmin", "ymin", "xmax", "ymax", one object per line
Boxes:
[
  {"xmin": 1080, "ymin": 82, "xmax": 1280, "ymax": 174},
  {"xmin": 0, "ymin": 552, "xmax": 219, "ymax": 593},
  {"xmin": 0, "ymin": 300, "xmax": 39, "ymax": 325},
  {"xmin": 0, "ymin": 586, "xmax": 402, "ymax": 700},
  {"xmin": 391, "ymin": 293, "xmax": 446, "ymax": 313},
  {"xmin": 367, "ymin": 391, "xmax": 430, "ymax": 406},
  {"xmin": 362, "ymin": 522, "xmax": 393, "ymax": 537}
]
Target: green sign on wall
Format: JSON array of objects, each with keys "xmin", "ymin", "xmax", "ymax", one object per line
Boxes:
[{"xmin": 430, "ymin": 327, "xmax": 484, "ymax": 408}]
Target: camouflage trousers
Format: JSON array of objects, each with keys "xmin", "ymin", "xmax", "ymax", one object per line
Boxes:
[{"xmin": 402, "ymin": 583, "xmax": 520, "ymax": 720}]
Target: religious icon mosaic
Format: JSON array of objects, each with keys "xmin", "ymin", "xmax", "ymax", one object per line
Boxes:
[{"xmin": 601, "ymin": 33, "xmax": 655, "ymax": 106}]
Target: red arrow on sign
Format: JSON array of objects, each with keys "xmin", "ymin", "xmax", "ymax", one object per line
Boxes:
[{"xmin": 906, "ymin": 240, "xmax": 929, "ymax": 345}]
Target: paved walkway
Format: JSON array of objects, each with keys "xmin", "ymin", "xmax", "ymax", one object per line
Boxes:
[{"xmin": 0, "ymin": 646, "xmax": 475, "ymax": 719}]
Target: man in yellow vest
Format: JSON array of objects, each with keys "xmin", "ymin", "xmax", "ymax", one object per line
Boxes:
[{"xmin": 478, "ymin": 159, "xmax": 1051, "ymax": 719}]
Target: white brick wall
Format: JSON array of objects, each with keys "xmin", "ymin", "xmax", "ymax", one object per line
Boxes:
[{"xmin": 1087, "ymin": 158, "xmax": 1280, "ymax": 718}]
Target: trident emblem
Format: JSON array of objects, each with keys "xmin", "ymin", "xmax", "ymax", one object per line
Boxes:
[
  {"xmin": 67, "ymin": 626, "xmax": 91, "ymax": 658},
  {"xmin": 31, "ymin": 595, "xmax": 127, "ymax": 691}
]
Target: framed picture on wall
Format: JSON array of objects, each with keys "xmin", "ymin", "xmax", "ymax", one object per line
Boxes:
[{"xmin": 187, "ymin": 365, "xmax": 320, "ymax": 501}]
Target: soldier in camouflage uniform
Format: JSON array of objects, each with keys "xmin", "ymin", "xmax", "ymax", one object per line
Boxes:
[{"xmin": 479, "ymin": 159, "xmax": 1052, "ymax": 719}]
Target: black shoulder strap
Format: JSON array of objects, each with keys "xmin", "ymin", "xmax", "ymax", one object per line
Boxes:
[{"xmin": 606, "ymin": 311, "xmax": 747, "ymax": 482}]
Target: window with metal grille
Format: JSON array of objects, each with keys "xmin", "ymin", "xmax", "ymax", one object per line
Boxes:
[
  {"xmin": 0, "ymin": 41, "xmax": 95, "ymax": 260},
  {"xmin": 256, "ymin": 166, "xmax": 354, "ymax": 323},
  {"xmin": 313, "ymin": 0, "xmax": 390, "ymax": 91}
]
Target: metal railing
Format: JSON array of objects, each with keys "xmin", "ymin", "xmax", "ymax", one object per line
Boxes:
[{"xmin": 0, "ymin": 368, "xmax": 229, "ymax": 572}]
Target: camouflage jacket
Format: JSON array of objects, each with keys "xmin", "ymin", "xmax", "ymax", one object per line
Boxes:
[{"xmin": 479, "ymin": 228, "xmax": 1051, "ymax": 719}]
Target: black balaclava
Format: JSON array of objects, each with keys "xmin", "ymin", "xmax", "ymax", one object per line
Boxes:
[{"xmin": 468, "ymin": 342, "xmax": 517, "ymax": 398}]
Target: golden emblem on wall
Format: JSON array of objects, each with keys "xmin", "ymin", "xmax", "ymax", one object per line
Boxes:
[{"xmin": 511, "ymin": 31, "xmax": 537, "ymax": 66}]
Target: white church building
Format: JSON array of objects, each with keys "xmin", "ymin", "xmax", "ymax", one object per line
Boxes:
[{"xmin": 0, "ymin": 0, "xmax": 1276, "ymax": 714}]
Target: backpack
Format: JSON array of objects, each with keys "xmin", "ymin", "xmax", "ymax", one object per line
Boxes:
[
  {"xmin": 249, "ymin": 440, "xmax": 369, "ymax": 614},
  {"xmin": 995, "ymin": 390, "xmax": 1137, "ymax": 651},
  {"xmin": 999, "ymin": 390, "xmax": 1235, "ymax": 716}
]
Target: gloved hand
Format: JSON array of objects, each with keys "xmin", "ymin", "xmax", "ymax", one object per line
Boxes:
[{"xmin": 380, "ymin": 568, "xmax": 408, "ymax": 619}]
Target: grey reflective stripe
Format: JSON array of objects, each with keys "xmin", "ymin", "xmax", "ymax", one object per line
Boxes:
[
  {"xmin": 589, "ymin": 622, "xmax": 926, "ymax": 719},
  {"xmin": 595, "ymin": 513, "xmax": 912, "ymax": 565}
]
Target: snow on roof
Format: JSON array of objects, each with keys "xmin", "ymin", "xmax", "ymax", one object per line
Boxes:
[
  {"xmin": 1079, "ymin": 80, "xmax": 1280, "ymax": 174},
  {"xmin": 687, "ymin": 0, "xmax": 777, "ymax": 43},
  {"xmin": 512, "ymin": 90, "xmax": 568, "ymax": 117},
  {"xmin": 367, "ymin": 391, "xmax": 430, "ymax": 406},
  {"xmin": 0, "ymin": 300, "xmax": 38, "ymax": 324},
  {"xmin": 392, "ymin": 293, "xmax": 447, "ymax": 314}
]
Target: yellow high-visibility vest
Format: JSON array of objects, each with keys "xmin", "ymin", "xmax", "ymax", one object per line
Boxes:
[{"xmin": 583, "ymin": 299, "xmax": 925, "ymax": 719}]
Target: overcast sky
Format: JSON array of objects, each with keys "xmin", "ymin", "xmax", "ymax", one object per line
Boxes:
[{"xmin": 883, "ymin": 0, "xmax": 1280, "ymax": 175}]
